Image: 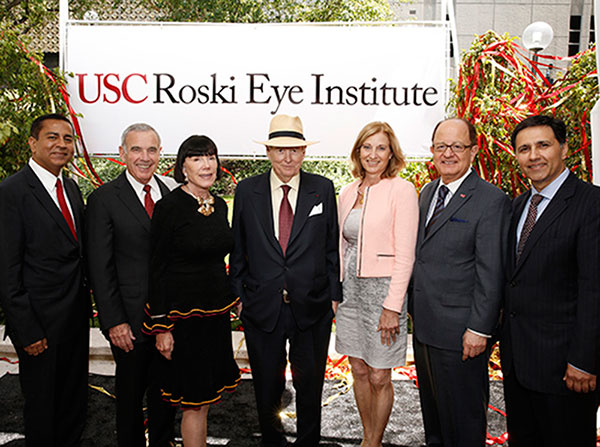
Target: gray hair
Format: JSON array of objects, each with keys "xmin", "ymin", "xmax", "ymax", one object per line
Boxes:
[{"xmin": 120, "ymin": 123, "xmax": 161, "ymax": 151}]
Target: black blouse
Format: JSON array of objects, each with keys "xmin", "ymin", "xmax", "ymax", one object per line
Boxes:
[{"xmin": 143, "ymin": 187, "xmax": 237, "ymax": 334}]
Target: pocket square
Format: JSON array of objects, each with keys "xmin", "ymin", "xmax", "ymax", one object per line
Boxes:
[
  {"xmin": 450, "ymin": 217, "xmax": 468, "ymax": 223},
  {"xmin": 309, "ymin": 203, "xmax": 323, "ymax": 216}
]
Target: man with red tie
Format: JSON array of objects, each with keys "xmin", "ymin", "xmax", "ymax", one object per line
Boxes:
[
  {"xmin": 230, "ymin": 115, "xmax": 342, "ymax": 446},
  {"xmin": 0, "ymin": 113, "xmax": 90, "ymax": 446},
  {"xmin": 86, "ymin": 123, "xmax": 175, "ymax": 446}
]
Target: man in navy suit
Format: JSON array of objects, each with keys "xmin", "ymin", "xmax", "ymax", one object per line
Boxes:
[
  {"xmin": 0, "ymin": 113, "xmax": 90, "ymax": 446},
  {"xmin": 230, "ymin": 114, "xmax": 341, "ymax": 447},
  {"xmin": 86, "ymin": 123, "xmax": 175, "ymax": 446},
  {"xmin": 501, "ymin": 115, "xmax": 600, "ymax": 447}
]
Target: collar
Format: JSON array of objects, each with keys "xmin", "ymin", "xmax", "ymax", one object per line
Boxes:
[
  {"xmin": 439, "ymin": 167, "xmax": 473, "ymax": 195},
  {"xmin": 125, "ymin": 170, "xmax": 160, "ymax": 195},
  {"xmin": 531, "ymin": 168, "xmax": 569, "ymax": 201},
  {"xmin": 269, "ymin": 170, "xmax": 300, "ymax": 193},
  {"xmin": 28, "ymin": 157, "xmax": 64, "ymax": 190}
]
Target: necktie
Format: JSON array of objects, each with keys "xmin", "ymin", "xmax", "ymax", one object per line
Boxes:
[
  {"xmin": 516, "ymin": 193, "xmax": 544, "ymax": 261},
  {"xmin": 143, "ymin": 184, "xmax": 155, "ymax": 218},
  {"xmin": 278, "ymin": 185, "xmax": 293, "ymax": 255},
  {"xmin": 426, "ymin": 185, "xmax": 449, "ymax": 235},
  {"xmin": 56, "ymin": 179, "xmax": 77, "ymax": 241}
]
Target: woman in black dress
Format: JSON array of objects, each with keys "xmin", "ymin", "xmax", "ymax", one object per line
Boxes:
[{"xmin": 143, "ymin": 135, "xmax": 240, "ymax": 447}]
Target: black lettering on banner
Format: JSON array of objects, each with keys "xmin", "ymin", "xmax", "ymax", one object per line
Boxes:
[{"xmin": 154, "ymin": 73, "xmax": 179, "ymax": 104}]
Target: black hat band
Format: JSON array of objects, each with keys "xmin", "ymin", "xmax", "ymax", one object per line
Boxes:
[{"xmin": 269, "ymin": 130, "xmax": 305, "ymax": 140}]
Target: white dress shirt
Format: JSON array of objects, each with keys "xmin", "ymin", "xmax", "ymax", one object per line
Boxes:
[
  {"xmin": 125, "ymin": 170, "xmax": 163, "ymax": 205},
  {"xmin": 516, "ymin": 167, "xmax": 569, "ymax": 247},
  {"xmin": 426, "ymin": 167, "xmax": 473, "ymax": 224},
  {"xmin": 28, "ymin": 158, "xmax": 75, "ymax": 226},
  {"xmin": 270, "ymin": 170, "xmax": 300, "ymax": 240}
]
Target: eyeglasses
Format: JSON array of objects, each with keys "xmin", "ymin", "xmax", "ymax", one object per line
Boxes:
[{"xmin": 432, "ymin": 142, "xmax": 473, "ymax": 153}]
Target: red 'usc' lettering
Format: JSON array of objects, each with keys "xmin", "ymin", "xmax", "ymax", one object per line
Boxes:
[{"xmin": 76, "ymin": 73, "xmax": 148, "ymax": 104}]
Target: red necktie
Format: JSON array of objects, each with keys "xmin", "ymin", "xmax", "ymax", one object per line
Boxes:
[
  {"xmin": 143, "ymin": 184, "xmax": 155, "ymax": 218},
  {"xmin": 278, "ymin": 185, "xmax": 293, "ymax": 255},
  {"xmin": 56, "ymin": 179, "xmax": 77, "ymax": 241}
]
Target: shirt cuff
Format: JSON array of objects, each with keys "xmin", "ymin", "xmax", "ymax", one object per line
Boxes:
[
  {"xmin": 568, "ymin": 363, "xmax": 593, "ymax": 375},
  {"xmin": 467, "ymin": 328, "xmax": 491, "ymax": 338}
]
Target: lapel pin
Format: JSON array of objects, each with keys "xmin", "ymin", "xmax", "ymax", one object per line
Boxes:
[{"xmin": 460, "ymin": 193, "xmax": 466, "ymax": 198}]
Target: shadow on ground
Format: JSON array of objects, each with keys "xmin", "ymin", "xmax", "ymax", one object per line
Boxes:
[{"xmin": 0, "ymin": 374, "xmax": 506, "ymax": 446}]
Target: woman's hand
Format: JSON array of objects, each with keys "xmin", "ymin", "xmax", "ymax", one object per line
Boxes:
[
  {"xmin": 332, "ymin": 300, "xmax": 339, "ymax": 315},
  {"xmin": 234, "ymin": 300, "xmax": 243, "ymax": 316},
  {"xmin": 156, "ymin": 332, "xmax": 174, "ymax": 360},
  {"xmin": 377, "ymin": 308, "xmax": 400, "ymax": 346}
]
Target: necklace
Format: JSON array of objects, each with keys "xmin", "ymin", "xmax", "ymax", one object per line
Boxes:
[
  {"xmin": 183, "ymin": 186, "xmax": 215, "ymax": 216},
  {"xmin": 357, "ymin": 188, "xmax": 365, "ymax": 205}
]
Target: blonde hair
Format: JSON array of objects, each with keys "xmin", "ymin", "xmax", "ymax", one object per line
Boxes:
[{"xmin": 350, "ymin": 121, "xmax": 406, "ymax": 179}]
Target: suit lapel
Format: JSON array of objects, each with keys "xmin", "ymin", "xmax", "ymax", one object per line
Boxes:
[
  {"xmin": 288, "ymin": 171, "xmax": 320, "ymax": 248},
  {"xmin": 155, "ymin": 175, "xmax": 171, "ymax": 198},
  {"xmin": 423, "ymin": 171, "xmax": 478, "ymax": 242},
  {"xmin": 508, "ymin": 192, "xmax": 528, "ymax": 273},
  {"xmin": 63, "ymin": 178, "xmax": 84, "ymax": 243},
  {"xmin": 417, "ymin": 178, "xmax": 438, "ymax": 247},
  {"xmin": 513, "ymin": 173, "xmax": 576, "ymax": 274},
  {"xmin": 24, "ymin": 166, "xmax": 78, "ymax": 245},
  {"xmin": 114, "ymin": 172, "xmax": 151, "ymax": 233},
  {"xmin": 251, "ymin": 172, "xmax": 281, "ymax": 255}
]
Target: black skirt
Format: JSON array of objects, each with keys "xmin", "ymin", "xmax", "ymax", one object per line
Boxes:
[{"xmin": 161, "ymin": 313, "xmax": 240, "ymax": 409}]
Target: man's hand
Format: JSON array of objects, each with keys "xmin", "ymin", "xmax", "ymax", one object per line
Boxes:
[
  {"xmin": 462, "ymin": 330, "xmax": 487, "ymax": 361},
  {"xmin": 377, "ymin": 308, "xmax": 400, "ymax": 346},
  {"xmin": 156, "ymin": 332, "xmax": 174, "ymax": 360},
  {"xmin": 109, "ymin": 323, "xmax": 135, "ymax": 352},
  {"xmin": 23, "ymin": 338, "xmax": 48, "ymax": 356},
  {"xmin": 332, "ymin": 301, "xmax": 339, "ymax": 315},
  {"xmin": 563, "ymin": 364, "xmax": 597, "ymax": 393}
]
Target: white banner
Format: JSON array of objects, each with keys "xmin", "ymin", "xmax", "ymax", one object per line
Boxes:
[{"xmin": 64, "ymin": 22, "xmax": 448, "ymax": 158}]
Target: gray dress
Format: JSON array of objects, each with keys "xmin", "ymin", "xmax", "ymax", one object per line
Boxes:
[{"xmin": 335, "ymin": 209, "xmax": 408, "ymax": 369}]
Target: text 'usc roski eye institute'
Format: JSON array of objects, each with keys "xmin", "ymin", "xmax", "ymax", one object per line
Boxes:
[{"xmin": 75, "ymin": 72, "xmax": 440, "ymax": 115}]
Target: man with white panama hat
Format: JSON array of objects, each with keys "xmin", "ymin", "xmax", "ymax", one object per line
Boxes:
[{"xmin": 230, "ymin": 114, "xmax": 342, "ymax": 446}]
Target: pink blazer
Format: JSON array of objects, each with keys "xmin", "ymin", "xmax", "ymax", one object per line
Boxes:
[{"xmin": 338, "ymin": 176, "xmax": 419, "ymax": 312}]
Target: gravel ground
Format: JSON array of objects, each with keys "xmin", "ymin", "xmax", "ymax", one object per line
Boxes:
[{"xmin": 0, "ymin": 374, "xmax": 507, "ymax": 446}]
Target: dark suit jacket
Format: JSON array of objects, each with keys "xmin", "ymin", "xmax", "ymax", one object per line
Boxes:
[
  {"xmin": 409, "ymin": 171, "xmax": 511, "ymax": 351},
  {"xmin": 230, "ymin": 170, "xmax": 342, "ymax": 332},
  {"xmin": 85, "ymin": 172, "xmax": 170, "ymax": 343},
  {"xmin": 501, "ymin": 172, "xmax": 600, "ymax": 395},
  {"xmin": 0, "ymin": 165, "xmax": 90, "ymax": 347}
]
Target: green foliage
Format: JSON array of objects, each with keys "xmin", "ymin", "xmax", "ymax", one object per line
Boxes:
[
  {"xmin": 447, "ymin": 31, "xmax": 598, "ymax": 197},
  {"xmin": 140, "ymin": 0, "xmax": 392, "ymax": 23},
  {"xmin": 0, "ymin": 30, "xmax": 67, "ymax": 180}
]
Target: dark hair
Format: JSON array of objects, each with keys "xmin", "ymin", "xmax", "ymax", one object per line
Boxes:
[
  {"xmin": 30, "ymin": 113, "xmax": 73, "ymax": 139},
  {"xmin": 511, "ymin": 115, "xmax": 567, "ymax": 149},
  {"xmin": 431, "ymin": 117, "xmax": 477, "ymax": 146},
  {"xmin": 174, "ymin": 135, "xmax": 222, "ymax": 183}
]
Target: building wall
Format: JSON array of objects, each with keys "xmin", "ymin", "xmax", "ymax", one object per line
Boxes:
[{"xmin": 391, "ymin": 0, "xmax": 595, "ymax": 60}]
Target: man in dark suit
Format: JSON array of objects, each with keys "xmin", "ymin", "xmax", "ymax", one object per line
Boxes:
[
  {"xmin": 0, "ymin": 113, "xmax": 90, "ymax": 446},
  {"xmin": 501, "ymin": 115, "xmax": 600, "ymax": 447},
  {"xmin": 409, "ymin": 118, "xmax": 511, "ymax": 447},
  {"xmin": 86, "ymin": 123, "xmax": 175, "ymax": 447},
  {"xmin": 230, "ymin": 114, "xmax": 341, "ymax": 447}
]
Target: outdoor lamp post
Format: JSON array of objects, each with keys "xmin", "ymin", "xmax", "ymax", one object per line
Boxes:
[{"xmin": 522, "ymin": 21, "xmax": 554, "ymax": 64}]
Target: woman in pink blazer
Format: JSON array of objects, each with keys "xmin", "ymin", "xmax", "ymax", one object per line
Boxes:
[{"xmin": 335, "ymin": 122, "xmax": 419, "ymax": 447}]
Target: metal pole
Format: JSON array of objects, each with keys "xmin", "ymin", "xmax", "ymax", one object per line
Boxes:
[{"xmin": 59, "ymin": 0, "xmax": 69, "ymax": 72}]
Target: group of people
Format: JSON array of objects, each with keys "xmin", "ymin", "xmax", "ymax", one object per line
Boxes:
[{"xmin": 0, "ymin": 111, "xmax": 598, "ymax": 447}]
